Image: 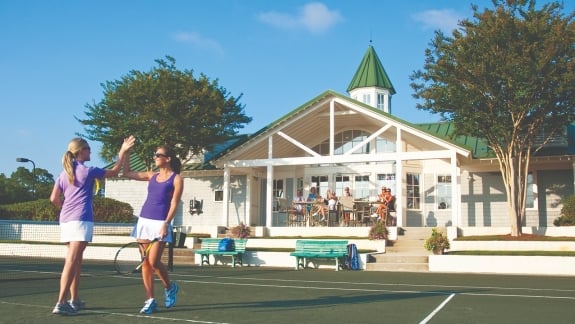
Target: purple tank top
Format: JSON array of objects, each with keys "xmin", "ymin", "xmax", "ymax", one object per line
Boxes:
[{"xmin": 139, "ymin": 172, "xmax": 176, "ymax": 221}]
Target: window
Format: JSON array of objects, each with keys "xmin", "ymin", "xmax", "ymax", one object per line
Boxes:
[
  {"xmin": 354, "ymin": 175, "xmax": 370, "ymax": 200},
  {"xmin": 377, "ymin": 173, "xmax": 396, "ymax": 194},
  {"xmin": 296, "ymin": 177, "xmax": 304, "ymax": 195},
  {"xmin": 315, "ymin": 130, "xmax": 370, "ymax": 155},
  {"xmin": 335, "ymin": 175, "xmax": 351, "ymax": 196},
  {"xmin": 437, "ymin": 175, "xmax": 451, "ymax": 209},
  {"xmin": 377, "ymin": 93, "xmax": 386, "ymax": 110},
  {"xmin": 214, "ymin": 190, "xmax": 223, "ymax": 202},
  {"xmin": 375, "ymin": 136, "xmax": 396, "ymax": 153},
  {"xmin": 311, "ymin": 175, "xmax": 329, "ymax": 198},
  {"xmin": 407, "ymin": 173, "xmax": 420, "ymax": 209},
  {"xmin": 273, "ymin": 179, "xmax": 284, "ymax": 198},
  {"xmin": 526, "ymin": 173, "xmax": 534, "ymax": 209},
  {"xmin": 362, "ymin": 93, "xmax": 371, "ymax": 105}
]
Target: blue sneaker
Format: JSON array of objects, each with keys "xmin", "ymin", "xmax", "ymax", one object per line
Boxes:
[
  {"xmin": 164, "ymin": 281, "xmax": 179, "ymax": 308},
  {"xmin": 139, "ymin": 298, "xmax": 157, "ymax": 314}
]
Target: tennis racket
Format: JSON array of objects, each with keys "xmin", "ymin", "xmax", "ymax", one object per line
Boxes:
[{"xmin": 114, "ymin": 238, "xmax": 159, "ymax": 275}]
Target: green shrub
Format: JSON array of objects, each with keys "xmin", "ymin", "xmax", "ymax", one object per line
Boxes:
[
  {"xmin": 0, "ymin": 197, "xmax": 134, "ymax": 223},
  {"xmin": 368, "ymin": 220, "xmax": 388, "ymax": 240},
  {"xmin": 424, "ymin": 228, "xmax": 450, "ymax": 253},
  {"xmin": 554, "ymin": 195, "xmax": 575, "ymax": 226}
]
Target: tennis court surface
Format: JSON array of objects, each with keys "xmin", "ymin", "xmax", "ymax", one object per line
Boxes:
[{"xmin": 2, "ymin": 255, "xmax": 575, "ymax": 323}]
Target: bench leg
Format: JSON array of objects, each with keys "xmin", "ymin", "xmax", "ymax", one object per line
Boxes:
[
  {"xmin": 234, "ymin": 254, "xmax": 243, "ymax": 267},
  {"xmin": 295, "ymin": 257, "xmax": 304, "ymax": 270},
  {"xmin": 200, "ymin": 254, "xmax": 210, "ymax": 266},
  {"xmin": 335, "ymin": 257, "xmax": 339, "ymax": 272}
]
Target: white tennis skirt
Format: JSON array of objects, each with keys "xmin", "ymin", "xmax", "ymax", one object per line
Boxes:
[
  {"xmin": 131, "ymin": 217, "xmax": 173, "ymax": 243},
  {"xmin": 60, "ymin": 221, "xmax": 94, "ymax": 243}
]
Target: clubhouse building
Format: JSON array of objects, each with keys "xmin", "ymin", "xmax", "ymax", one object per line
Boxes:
[{"xmin": 105, "ymin": 45, "xmax": 575, "ymax": 239}]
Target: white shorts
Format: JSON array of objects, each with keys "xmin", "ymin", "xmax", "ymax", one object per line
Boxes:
[
  {"xmin": 131, "ymin": 217, "xmax": 173, "ymax": 243},
  {"xmin": 60, "ymin": 221, "xmax": 94, "ymax": 243}
]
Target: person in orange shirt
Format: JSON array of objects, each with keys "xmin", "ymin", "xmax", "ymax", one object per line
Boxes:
[{"xmin": 376, "ymin": 187, "xmax": 389, "ymax": 221}]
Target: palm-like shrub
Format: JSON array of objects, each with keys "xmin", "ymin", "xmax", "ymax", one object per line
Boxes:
[
  {"xmin": 368, "ymin": 220, "xmax": 388, "ymax": 240},
  {"xmin": 424, "ymin": 228, "xmax": 450, "ymax": 254}
]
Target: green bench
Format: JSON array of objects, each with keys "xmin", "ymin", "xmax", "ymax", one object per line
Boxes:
[
  {"xmin": 290, "ymin": 239, "xmax": 348, "ymax": 271},
  {"xmin": 193, "ymin": 238, "xmax": 247, "ymax": 267}
]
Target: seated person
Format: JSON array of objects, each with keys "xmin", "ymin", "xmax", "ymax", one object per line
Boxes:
[
  {"xmin": 311, "ymin": 188, "xmax": 329, "ymax": 223},
  {"xmin": 293, "ymin": 190, "xmax": 306, "ymax": 221},
  {"xmin": 327, "ymin": 190, "xmax": 338, "ymax": 211},
  {"xmin": 383, "ymin": 188, "xmax": 396, "ymax": 225},
  {"xmin": 341, "ymin": 187, "xmax": 352, "ymax": 225},
  {"xmin": 375, "ymin": 186, "xmax": 389, "ymax": 218}
]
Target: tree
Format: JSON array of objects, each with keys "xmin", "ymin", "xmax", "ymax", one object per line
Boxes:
[
  {"xmin": 0, "ymin": 168, "xmax": 54, "ymax": 204},
  {"xmin": 410, "ymin": 0, "xmax": 575, "ymax": 236},
  {"xmin": 78, "ymin": 56, "xmax": 252, "ymax": 170}
]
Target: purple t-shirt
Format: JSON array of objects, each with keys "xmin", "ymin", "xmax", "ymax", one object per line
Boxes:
[
  {"xmin": 139, "ymin": 173, "xmax": 176, "ymax": 221},
  {"xmin": 54, "ymin": 161, "xmax": 106, "ymax": 223}
]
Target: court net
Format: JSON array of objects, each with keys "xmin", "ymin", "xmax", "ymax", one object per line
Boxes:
[{"xmin": 0, "ymin": 220, "xmax": 137, "ymax": 280}]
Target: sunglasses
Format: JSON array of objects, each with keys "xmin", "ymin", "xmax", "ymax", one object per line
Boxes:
[{"xmin": 154, "ymin": 153, "xmax": 169, "ymax": 158}]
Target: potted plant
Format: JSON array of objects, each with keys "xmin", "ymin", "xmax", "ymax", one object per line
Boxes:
[
  {"xmin": 424, "ymin": 228, "xmax": 450, "ymax": 254},
  {"xmin": 368, "ymin": 220, "xmax": 388, "ymax": 240},
  {"xmin": 230, "ymin": 222, "xmax": 251, "ymax": 239}
]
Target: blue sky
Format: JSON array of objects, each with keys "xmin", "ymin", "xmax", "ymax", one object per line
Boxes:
[{"xmin": 2, "ymin": 1, "xmax": 572, "ymax": 177}]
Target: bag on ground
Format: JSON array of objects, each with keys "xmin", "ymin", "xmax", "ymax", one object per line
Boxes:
[{"xmin": 344, "ymin": 243, "xmax": 359, "ymax": 270}]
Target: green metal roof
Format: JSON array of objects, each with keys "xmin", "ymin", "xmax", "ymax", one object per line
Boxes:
[
  {"xmin": 415, "ymin": 122, "xmax": 575, "ymax": 159},
  {"xmin": 347, "ymin": 45, "xmax": 396, "ymax": 94},
  {"xmin": 414, "ymin": 122, "xmax": 494, "ymax": 158}
]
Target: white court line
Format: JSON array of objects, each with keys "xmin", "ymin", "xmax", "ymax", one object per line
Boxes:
[
  {"xmin": 172, "ymin": 273, "xmax": 575, "ymax": 294},
  {"xmin": 169, "ymin": 276, "xmax": 575, "ymax": 300},
  {"xmin": 0, "ymin": 300, "xmax": 228, "ymax": 323},
  {"xmin": 419, "ymin": 293, "xmax": 456, "ymax": 324}
]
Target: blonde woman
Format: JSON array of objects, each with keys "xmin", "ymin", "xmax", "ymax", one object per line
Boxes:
[{"xmin": 50, "ymin": 136, "xmax": 134, "ymax": 315}]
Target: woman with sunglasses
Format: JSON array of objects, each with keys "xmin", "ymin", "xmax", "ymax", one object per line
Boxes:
[
  {"xmin": 122, "ymin": 142, "xmax": 183, "ymax": 314},
  {"xmin": 50, "ymin": 135, "xmax": 135, "ymax": 315}
]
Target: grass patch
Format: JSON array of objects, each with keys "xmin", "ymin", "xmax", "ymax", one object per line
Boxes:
[
  {"xmin": 455, "ymin": 234, "xmax": 575, "ymax": 241},
  {"xmin": 448, "ymin": 250, "xmax": 575, "ymax": 256}
]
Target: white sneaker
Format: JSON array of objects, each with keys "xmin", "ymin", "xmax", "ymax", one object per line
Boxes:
[
  {"xmin": 68, "ymin": 299, "xmax": 86, "ymax": 312},
  {"xmin": 139, "ymin": 298, "xmax": 157, "ymax": 314},
  {"xmin": 52, "ymin": 302, "xmax": 77, "ymax": 316}
]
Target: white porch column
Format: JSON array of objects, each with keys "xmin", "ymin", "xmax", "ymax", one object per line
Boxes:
[
  {"xmin": 451, "ymin": 150, "xmax": 459, "ymax": 227},
  {"xmin": 222, "ymin": 167, "xmax": 230, "ymax": 226},
  {"xmin": 266, "ymin": 136, "xmax": 274, "ymax": 227},
  {"xmin": 395, "ymin": 127, "xmax": 403, "ymax": 227}
]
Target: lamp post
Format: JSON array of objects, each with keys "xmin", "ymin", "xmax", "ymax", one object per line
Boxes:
[{"xmin": 16, "ymin": 157, "xmax": 36, "ymax": 199}]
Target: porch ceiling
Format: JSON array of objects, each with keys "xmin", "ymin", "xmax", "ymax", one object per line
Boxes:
[{"xmin": 230, "ymin": 100, "xmax": 391, "ymax": 160}]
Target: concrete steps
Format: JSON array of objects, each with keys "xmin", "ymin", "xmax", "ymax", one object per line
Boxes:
[
  {"xmin": 366, "ymin": 254, "xmax": 429, "ymax": 272},
  {"xmin": 366, "ymin": 227, "xmax": 438, "ymax": 272},
  {"xmin": 162, "ymin": 247, "xmax": 195, "ymax": 266}
]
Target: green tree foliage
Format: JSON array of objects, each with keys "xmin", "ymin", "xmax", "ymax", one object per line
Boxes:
[
  {"xmin": 410, "ymin": 0, "xmax": 575, "ymax": 236},
  {"xmin": 0, "ymin": 168, "xmax": 55, "ymax": 204},
  {"xmin": 78, "ymin": 56, "xmax": 252, "ymax": 170},
  {"xmin": 554, "ymin": 195, "xmax": 575, "ymax": 226}
]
